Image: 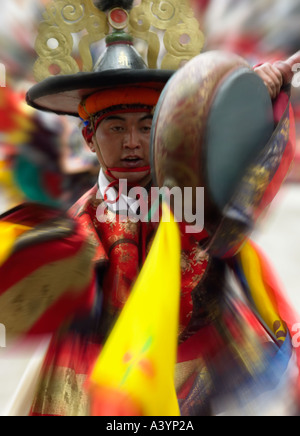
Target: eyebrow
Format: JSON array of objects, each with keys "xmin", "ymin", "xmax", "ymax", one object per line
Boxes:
[
  {"xmin": 103, "ymin": 114, "xmax": 153, "ymax": 122},
  {"xmin": 140, "ymin": 114, "xmax": 153, "ymax": 121}
]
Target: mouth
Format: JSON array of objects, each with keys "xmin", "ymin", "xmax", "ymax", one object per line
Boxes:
[{"xmin": 121, "ymin": 156, "xmax": 144, "ymax": 168}]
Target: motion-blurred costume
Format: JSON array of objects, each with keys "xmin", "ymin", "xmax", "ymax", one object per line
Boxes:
[
  {"xmin": 0, "ymin": 85, "xmax": 67, "ymax": 212},
  {"xmin": 0, "ymin": 84, "xmax": 98, "ymax": 415},
  {"xmin": 0, "ymin": 86, "xmax": 28, "ymax": 212},
  {"xmin": 0, "ymin": 83, "xmax": 99, "ymax": 215},
  {"xmin": 0, "ymin": 0, "xmax": 99, "ymax": 212},
  {"xmin": 1, "ymin": 0, "xmax": 299, "ymax": 416}
]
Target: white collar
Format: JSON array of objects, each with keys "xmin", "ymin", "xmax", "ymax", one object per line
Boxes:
[{"xmin": 98, "ymin": 168, "xmax": 141, "ymax": 214}]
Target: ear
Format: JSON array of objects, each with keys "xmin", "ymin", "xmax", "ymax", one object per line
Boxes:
[
  {"xmin": 83, "ymin": 133, "xmax": 96, "ymax": 153},
  {"xmin": 87, "ymin": 138, "xmax": 96, "ymax": 153},
  {"xmin": 82, "ymin": 124, "xmax": 96, "ymax": 152}
]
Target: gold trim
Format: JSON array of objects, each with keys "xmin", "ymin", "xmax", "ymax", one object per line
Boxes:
[
  {"xmin": 33, "ymin": 0, "xmax": 109, "ymax": 81},
  {"xmin": 31, "ymin": 366, "xmax": 90, "ymax": 416},
  {"xmin": 33, "ymin": 0, "xmax": 205, "ymax": 81},
  {"xmin": 108, "ymin": 8, "xmax": 129, "ymax": 30},
  {"xmin": 175, "ymin": 358, "xmax": 204, "ymax": 391},
  {"xmin": 129, "ymin": 0, "xmax": 205, "ymax": 69}
]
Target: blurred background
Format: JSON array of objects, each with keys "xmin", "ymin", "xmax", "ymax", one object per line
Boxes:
[
  {"xmin": 0, "ymin": 0, "xmax": 299, "ymax": 415},
  {"xmin": 0, "ymin": 0, "xmax": 100, "ymax": 216}
]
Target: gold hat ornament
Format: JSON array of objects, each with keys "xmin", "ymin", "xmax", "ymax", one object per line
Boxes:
[{"xmin": 26, "ymin": 0, "xmax": 205, "ymax": 116}]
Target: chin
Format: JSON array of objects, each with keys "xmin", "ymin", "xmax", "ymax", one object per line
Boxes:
[{"xmin": 111, "ymin": 170, "xmax": 151, "ymax": 186}]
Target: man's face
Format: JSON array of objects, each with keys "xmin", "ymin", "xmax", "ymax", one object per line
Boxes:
[{"xmin": 90, "ymin": 112, "xmax": 153, "ymax": 184}]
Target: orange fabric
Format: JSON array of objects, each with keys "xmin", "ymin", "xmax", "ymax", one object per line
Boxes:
[{"xmin": 78, "ymin": 86, "xmax": 161, "ymax": 120}]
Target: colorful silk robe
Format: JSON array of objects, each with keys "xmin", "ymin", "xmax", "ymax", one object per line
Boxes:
[
  {"xmin": 27, "ymin": 184, "xmax": 299, "ymax": 416},
  {"xmin": 1, "ymin": 86, "xmax": 297, "ymax": 416},
  {"xmin": 0, "ymin": 203, "xmax": 96, "ymax": 338}
]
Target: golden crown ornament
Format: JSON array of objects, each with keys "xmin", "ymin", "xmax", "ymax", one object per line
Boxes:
[{"xmin": 33, "ymin": 0, "xmax": 205, "ymax": 82}]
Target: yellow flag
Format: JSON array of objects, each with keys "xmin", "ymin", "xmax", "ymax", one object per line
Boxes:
[
  {"xmin": 90, "ymin": 204, "xmax": 181, "ymax": 416},
  {"xmin": 0, "ymin": 222, "xmax": 31, "ymax": 267}
]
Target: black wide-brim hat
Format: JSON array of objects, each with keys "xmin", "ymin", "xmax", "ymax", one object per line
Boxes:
[
  {"xmin": 25, "ymin": 0, "xmax": 202, "ymax": 118},
  {"xmin": 26, "ymin": 17, "xmax": 174, "ymax": 118},
  {"xmin": 26, "ymin": 68, "xmax": 174, "ymax": 117}
]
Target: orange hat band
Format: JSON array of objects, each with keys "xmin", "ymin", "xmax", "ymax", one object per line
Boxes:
[{"xmin": 78, "ymin": 86, "xmax": 161, "ymax": 120}]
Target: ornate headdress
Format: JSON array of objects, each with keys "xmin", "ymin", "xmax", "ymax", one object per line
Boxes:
[{"xmin": 26, "ymin": 0, "xmax": 204, "ymax": 117}]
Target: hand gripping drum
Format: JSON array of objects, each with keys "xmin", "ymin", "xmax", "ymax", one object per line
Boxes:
[{"xmin": 150, "ymin": 51, "xmax": 294, "ymax": 257}]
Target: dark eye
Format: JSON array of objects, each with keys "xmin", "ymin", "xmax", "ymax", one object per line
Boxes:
[
  {"xmin": 141, "ymin": 125, "xmax": 152, "ymax": 133},
  {"xmin": 110, "ymin": 125, "xmax": 125, "ymax": 132}
]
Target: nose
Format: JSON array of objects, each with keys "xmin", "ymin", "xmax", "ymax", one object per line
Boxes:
[{"xmin": 122, "ymin": 127, "xmax": 142, "ymax": 149}]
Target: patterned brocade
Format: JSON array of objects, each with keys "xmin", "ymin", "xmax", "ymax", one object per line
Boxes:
[
  {"xmin": 30, "ymin": 333, "xmax": 102, "ymax": 416},
  {"xmin": 30, "ymin": 185, "xmax": 219, "ymax": 416},
  {"xmin": 31, "ymin": 367, "xmax": 90, "ymax": 417},
  {"xmin": 29, "ymin": 178, "xmax": 293, "ymax": 416},
  {"xmin": 70, "ymin": 185, "xmax": 215, "ymax": 334}
]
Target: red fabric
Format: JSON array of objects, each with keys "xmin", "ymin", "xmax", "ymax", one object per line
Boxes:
[
  {"xmin": 0, "ymin": 204, "xmax": 96, "ymax": 336},
  {"xmin": 0, "ymin": 226, "xmax": 89, "ymax": 294},
  {"xmin": 70, "ymin": 186, "xmax": 108, "ymax": 264},
  {"xmin": 28, "ymin": 189, "xmax": 298, "ymax": 415},
  {"xmin": 248, "ymin": 240, "xmax": 300, "ymax": 405},
  {"xmin": 42, "ymin": 334, "xmax": 101, "ymax": 374},
  {"xmin": 1, "ymin": 203, "xmax": 63, "ymax": 227},
  {"xmin": 255, "ymin": 92, "xmax": 296, "ymax": 221},
  {"xmin": 177, "ymin": 298, "xmax": 267, "ymax": 363},
  {"xmin": 26, "ymin": 276, "xmax": 96, "ymax": 336},
  {"xmin": 248, "ymin": 241, "xmax": 298, "ymax": 340},
  {"xmin": 177, "ymin": 326, "xmax": 219, "ymax": 364},
  {"xmin": 43, "ymin": 172, "xmax": 63, "ymax": 198},
  {"xmin": 70, "ymin": 187, "xmax": 210, "ymax": 330},
  {"xmin": 0, "ymin": 87, "xmax": 27, "ymax": 131}
]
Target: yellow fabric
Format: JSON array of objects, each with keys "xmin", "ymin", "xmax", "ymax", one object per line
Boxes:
[
  {"xmin": 90, "ymin": 204, "xmax": 181, "ymax": 416},
  {"xmin": 0, "ymin": 222, "xmax": 31, "ymax": 267},
  {"xmin": 239, "ymin": 241, "xmax": 286, "ymax": 338},
  {"xmin": 0, "ymin": 160, "xmax": 24, "ymax": 208},
  {"xmin": 0, "ymin": 162, "xmax": 18, "ymax": 190}
]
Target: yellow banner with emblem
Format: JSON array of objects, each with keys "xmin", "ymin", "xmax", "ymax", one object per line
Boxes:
[{"xmin": 89, "ymin": 204, "xmax": 181, "ymax": 416}]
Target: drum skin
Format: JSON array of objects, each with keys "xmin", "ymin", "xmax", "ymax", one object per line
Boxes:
[{"xmin": 150, "ymin": 51, "xmax": 278, "ymax": 257}]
